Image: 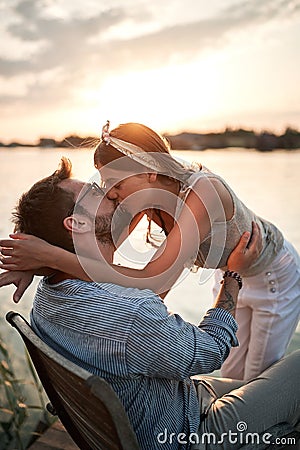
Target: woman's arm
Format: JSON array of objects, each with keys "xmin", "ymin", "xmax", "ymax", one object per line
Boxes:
[
  {"xmin": 0, "ymin": 234, "xmax": 183, "ymax": 294},
  {"xmin": 0, "ymin": 270, "xmax": 34, "ymax": 303},
  {"xmin": 0, "ymin": 179, "xmax": 259, "ymax": 294},
  {"xmin": 0, "ymin": 266, "xmax": 59, "ymax": 302},
  {"xmin": 0, "ymin": 180, "xmax": 216, "ymax": 291}
]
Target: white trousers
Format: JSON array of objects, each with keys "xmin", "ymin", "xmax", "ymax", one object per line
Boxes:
[{"xmin": 213, "ymin": 239, "xmax": 300, "ymax": 380}]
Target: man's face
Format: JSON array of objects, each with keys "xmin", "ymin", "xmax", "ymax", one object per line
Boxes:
[{"xmin": 60, "ymin": 178, "xmax": 116, "ymax": 242}]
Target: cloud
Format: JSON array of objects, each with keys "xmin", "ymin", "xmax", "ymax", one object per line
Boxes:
[
  {"xmin": 1, "ymin": 1, "xmax": 128, "ymax": 73},
  {"xmin": 79, "ymin": 0, "xmax": 300, "ymax": 72},
  {"xmin": 0, "ymin": 0, "xmax": 299, "ymax": 107}
]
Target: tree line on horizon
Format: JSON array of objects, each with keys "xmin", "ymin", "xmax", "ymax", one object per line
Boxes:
[{"xmin": 1, "ymin": 126, "xmax": 300, "ymax": 151}]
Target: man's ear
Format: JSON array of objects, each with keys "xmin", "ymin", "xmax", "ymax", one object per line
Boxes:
[{"xmin": 63, "ymin": 215, "xmax": 92, "ymax": 234}]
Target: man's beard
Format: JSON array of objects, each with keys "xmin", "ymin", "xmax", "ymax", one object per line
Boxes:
[
  {"xmin": 110, "ymin": 205, "xmax": 133, "ymax": 245},
  {"xmin": 94, "ymin": 206, "xmax": 134, "ymax": 246},
  {"xmin": 94, "ymin": 213, "xmax": 114, "ymax": 244}
]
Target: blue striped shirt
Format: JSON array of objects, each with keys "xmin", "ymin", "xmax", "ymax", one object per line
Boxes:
[{"xmin": 31, "ymin": 278, "xmax": 238, "ymax": 450}]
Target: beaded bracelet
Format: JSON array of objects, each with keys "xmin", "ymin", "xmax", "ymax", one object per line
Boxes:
[{"xmin": 222, "ymin": 270, "xmax": 243, "ymax": 290}]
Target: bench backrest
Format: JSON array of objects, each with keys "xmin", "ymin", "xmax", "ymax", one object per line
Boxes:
[{"xmin": 6, "ymin": 311, "xmax": 140, "ymax": 450}]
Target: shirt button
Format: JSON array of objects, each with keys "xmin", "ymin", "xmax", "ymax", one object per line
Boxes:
[
  {"xmin": 269, "ymin": 280, "xmax": 275, "ymax": 285},
  {"xmin": 266, "ymin": 272, "xmax": 272, "ymax": 276},
  {"xmin": 270, "ymin": 287, "xmax": 276, "ymax": 293}
]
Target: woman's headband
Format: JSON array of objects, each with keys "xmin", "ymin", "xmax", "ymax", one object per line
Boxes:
[
  {"xmin": 101, "ymin": 120, "xmax": 166, "ymax": 172},
  {"xmin": 100, "ymin": 120, "xmax": 200, "ymax": 179}
]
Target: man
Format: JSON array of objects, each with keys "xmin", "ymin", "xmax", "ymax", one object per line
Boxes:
[{"xmin": 0, "ymin": 158, "xmax": 299, "ymax": 450}]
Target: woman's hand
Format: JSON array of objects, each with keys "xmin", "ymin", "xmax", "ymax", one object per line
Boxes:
[
  {"xmin": 0, "ymin": 270, "xmax": 34, "ymax": 302},
  {"xmin": 0, "ymin": 233, "xmax": 54, "ymax": 271},
  {"xmin": 227, "ymin": 222, "xmax": 262, "ymax": 274}
]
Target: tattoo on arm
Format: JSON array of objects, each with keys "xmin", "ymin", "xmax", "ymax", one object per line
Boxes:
[
  {"xmin": 216, "ymin": 289, "xmax": 236, "ymax": 313},
  {"xmin": 214, "ymin": 279, "xmax": 238, "ymax": 316}
]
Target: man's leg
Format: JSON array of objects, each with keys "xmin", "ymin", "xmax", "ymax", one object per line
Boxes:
[{"xmin": 197, "ymin": 351, "xmax": 300, "ymax": 450}]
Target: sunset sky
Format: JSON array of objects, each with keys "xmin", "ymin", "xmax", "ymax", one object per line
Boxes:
[{"xmin": 1, "ymin": 0, "xmax": 300, "ymax": 143}]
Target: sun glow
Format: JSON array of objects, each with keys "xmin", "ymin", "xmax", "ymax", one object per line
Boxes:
[{"xmin": 80, "ymin": 60, "xmax": 221, "ymax": 134}]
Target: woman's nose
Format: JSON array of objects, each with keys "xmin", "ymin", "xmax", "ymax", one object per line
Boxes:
[{"xmin": 106, "ymin": 187, "xmax": 119, "ymax": 200}]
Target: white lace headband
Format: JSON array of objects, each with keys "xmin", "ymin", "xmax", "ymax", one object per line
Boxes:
[
  {"xmin": 100, "ymin": 120, "xmax": 200, "ymax": 180},
  {"xmin": 101, "ymin": 120, "xmax": 165, "ymax": 172}
]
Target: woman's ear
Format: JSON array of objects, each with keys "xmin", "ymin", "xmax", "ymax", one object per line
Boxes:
[
  {"xmin": 148, "ymin": 173, "xmax": 157, "ymax": 183},
  {"xmin": 63, "ymin": 216, "xmax": 92, "ymax": 234}
]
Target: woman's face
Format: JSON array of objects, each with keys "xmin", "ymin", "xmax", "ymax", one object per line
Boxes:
[{"xmin": 98, "ymin": 165, "xmax": 151, "ymax": 204}]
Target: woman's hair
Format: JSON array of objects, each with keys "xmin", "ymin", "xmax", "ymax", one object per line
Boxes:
[
  {"xmin": 94, "ymin": 122, "xmax": 200, "ymax": 184},
  {"xmin": 94, "ymin": 123, "xmax": 169, "ymax": 163}
]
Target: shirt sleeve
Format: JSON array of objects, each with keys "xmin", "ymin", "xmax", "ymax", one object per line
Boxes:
[{"xmin": 126, "ymin": 298, "xmax": 238, "ymax": 380}]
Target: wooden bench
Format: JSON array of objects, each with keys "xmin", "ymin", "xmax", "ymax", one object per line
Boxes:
[{"xmin": 6, "ymin": 311, "xmax": 140, "ymax": 450}]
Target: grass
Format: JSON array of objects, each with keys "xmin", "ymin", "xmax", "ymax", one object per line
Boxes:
[{"xmin": 0, "ymin": 332, "xmax": 54, "ymax": 449}]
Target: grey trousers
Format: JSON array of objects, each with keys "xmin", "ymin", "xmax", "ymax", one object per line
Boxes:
[{"xmin": 192, "ymin": 350, "xmax": 300, "ymax": 450}]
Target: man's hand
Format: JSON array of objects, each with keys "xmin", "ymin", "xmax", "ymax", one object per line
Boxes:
[
  {"xmin": 0, "ymin": 270, "xmax": 34, "ymax": 302},
  {"xmin": 0, "ymin": 233, "xmax": 52, "ymax": 271},
  {"xmin": 227, "ymin": 222, "xmax": 262, "ymax": 274},
  {"xmin": 213, "ymin": 223, "xmax": 261, "ymax": 318}
]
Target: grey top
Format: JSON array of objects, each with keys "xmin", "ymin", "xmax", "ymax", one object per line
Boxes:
[{"xmin": 176, "ymin": 166, "xmax": 284, "ymax": 277}]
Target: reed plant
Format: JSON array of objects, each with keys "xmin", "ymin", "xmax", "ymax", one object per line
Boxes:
[{"xmin": 0, "ymin": 331, "xmax": 54, "ymax": 449}]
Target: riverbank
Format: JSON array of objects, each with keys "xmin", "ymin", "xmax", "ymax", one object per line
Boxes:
[{"xmin": 1, "ymin": 127, "xmax": 300, "ymax": 151}]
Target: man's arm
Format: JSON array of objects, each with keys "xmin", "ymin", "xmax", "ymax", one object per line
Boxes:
[{"xmin": 213, "ymin": 277, "xmax": 238, "ymax": 317}]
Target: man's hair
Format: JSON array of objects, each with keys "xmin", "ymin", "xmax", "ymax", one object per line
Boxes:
[{"xmin": 13, "ymin": 157, "xmax": 76, "ymax": 253}]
